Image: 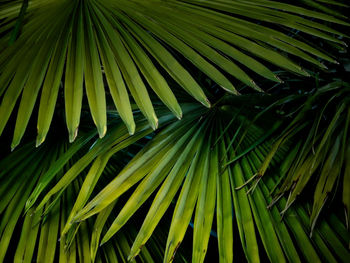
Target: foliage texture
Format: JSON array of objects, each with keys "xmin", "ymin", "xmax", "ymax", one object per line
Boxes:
[{"xmin": 0, "ymin": 0, "xmax": 349, "ymax": 263}]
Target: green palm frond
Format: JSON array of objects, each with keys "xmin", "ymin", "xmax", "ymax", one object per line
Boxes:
[
  {"xmin": 248, "ymin": 81, "xmax": 350, "ymax": 233},
  {"xmin": 0, "ymin": 0, "xmax": 348, "ymax": 149},
  {"xmin": 10, "ymin": 99, "xmax": 344, "ymax": 262},
  {"xmin": 76, "ymin": 102, "xmax": 347, "ymax": 262},
  {"xmin": 1, "ymin": 95, "xmax": 349, "ymax": 262},
  {"xmin": 1, "ymin": 1, "xmax": 349, "ymax": 262},
  {"xmin": 0, "ymin": 138, "xmax": 189, "ymax": 262}
]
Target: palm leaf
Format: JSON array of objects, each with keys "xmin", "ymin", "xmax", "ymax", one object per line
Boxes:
[
  {"xmin": 239, "ymin": 81, "xmax": 350, "ymax": 235},
  {"xmin": 1, "ymin": 97, "xmax": 349, "ymax": 262},
  {"xmin": 0, "ymin": 139, "xmax": 184, "ymax": 262},
  {"xmin": 16, "ymin": 99, "xmax": 342, "ymax": 262},
  {"xmin": 0, "ymin": 0, "xmax": 348, "ymax": 148}
]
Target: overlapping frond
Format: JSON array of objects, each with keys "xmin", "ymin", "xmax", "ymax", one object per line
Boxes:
[
  {"xmin": 0, "ymin": 0, "xmax": 348, "ymax": 148},
  {"xmin": 13, "ymin": 100, "xmax": 345, "ymax": 262},
  {"xmin": 0, "ymin": 104, "xmax": 199, "ymax": 261},
  {"xmin": 0, "ymin": 1, "xmax": 349, "ymax": 261},
  {"xmin": 248, "ymin": 81, "xmax": 350, "ymax": 234},
  {"xmin": 0, "ymin": 137, "xmax": 189, "ymax": 262}
]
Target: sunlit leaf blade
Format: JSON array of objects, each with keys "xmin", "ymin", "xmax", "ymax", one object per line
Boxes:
[
  {"xmin": 90, "ymin": 6, "xmax": 135, "ymax": 135},
  {"xmin": 65, "ymin": 1, "xmax": 85, "ymax": 143},
  {"xmin": 83, "ymin": 2, "xmax": 107, "ymax": 139},
  {"xmin": 36, "ymin": 18, "xmax": 71, "ymax": 146},
  {"xmin": 229, "ymin": 157, "xmax": 259, "ymax": 262},
  {"xmin": 192, "ymin": 129, "xmax": 217, "ymax": 263},
  {"xmin": 100, "ymin": 122, "xmax": 195, "ymax": 244},
  {"xmin": 216, "ymin": 136, "xmax": 234, "ymax": 263},
  {"xmin": 125, "ymin": 122, "xmax": 207, "ymax": 260},
  {"xmin": 61, "ymin": 128, "xmax": 151, "ymax": 236},
  {"xmin": 163, "ymin": 130, "xmax": 206, "ymax": 263}
]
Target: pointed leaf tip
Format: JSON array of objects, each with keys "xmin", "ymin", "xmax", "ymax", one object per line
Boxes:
[
  {"xmin": 99, "ymin": 239, "xmax": 107, "ymax": 247},
  {"xmin": 301, "ymin": 69, "xmax": 311, "ymax": 77},
  {"xmin": 11, "ymin": 141, "xmax": 19, "ymax": 152},
  {"xmin": 127, "ymin": 254, "xmax": 135, "ymax": 262},
  {"xmin": 98, "ymin": 125, "xmax": 107, "ymax": 138},
  {"xmin": 36, "ymin": 134, "xmax": 46, "ymax": 147},
  {"xmin": 173, "ymin": 107, "xmax": 183, "ymax": 120},
  {"xmin": 150, "ymin": 117, "xmax": 159, "ymax": 130},
  {"xmin": 100, "ymin": 234, "xmax": 111, "ymax": 247},
  {"xmin": 203, "ymin": 98, "xmax": 211, "ymax": 108},
  {"xmin": 275, "ymin": 75, "xmax": 283, "ymax": 83},
  {"xmin": 251, "ymin": 80, "xmax": 262, "ymax": 91},
  {"xmin": 69, "ymin": 127, "xmax": 78, "ymax": 143},
  {"xmin": 127, "ymin": 122, "xmax": 136, "ymax": 135},
  {"xmin": 321, "ymin": 63, "xmax": 328, "ymax": 70}
]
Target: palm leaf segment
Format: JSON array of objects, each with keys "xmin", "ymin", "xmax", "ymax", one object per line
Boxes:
[{"xmin": 0, "ymin": 0, "xmax": 348, "ymax": 149}]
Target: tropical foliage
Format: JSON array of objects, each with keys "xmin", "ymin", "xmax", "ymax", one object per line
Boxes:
[
  {"xmin": 0, "ymin": 0, "xmax": 349, "ymax": 262},
  {"xmin": 1, "ymin": 0, "xmax": 349, "ymax": 146}
]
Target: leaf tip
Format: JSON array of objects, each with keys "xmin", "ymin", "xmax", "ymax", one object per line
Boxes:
[
  {"xmin": 100, "ymin": 237, "xmax": 108, "ymax": 247},
  {"xmin": 203, "ymin": 98, "xmax": 211, "ymax": 108},
  {"xmin": 98, "ymin": 125, "xmax": 107, "ymax": 139},
  {"xmin": 69, "ymin": 127, "xmax": 78, "ymax": 143},
  {"xmin": 127, "ymin": 254, "xmax": 135, "ymax": 262},
  {"xmin": 150, "ymin": 117, "xmax": 159, "ymax": 130},
  {"xmin": 127, "ymin": 122, "xmax": 136, "ymax": 135},
  {"xmin": 175, "ymin": 107, "xmax": 183, "ymax": 120},
  {"xmin": 321, "ymin": 63, "xmax": 328, "ymax": 70},
  {"xmin": 275, "ymin": 75, "xmax": 284, "ymax": 83},
  {"xmin": 302, "ymin": 69, "xmax": 311, "ymax": 77},
  {"xmin": 36, "ymin": 134, "xmax": 46, "ymax": 147},
  {"xmin": 24, "ymin": 201, "xmax": 33, "ymax": 213},
  {"xmin": 11, "ymin": 141, "xmax": 19, "ymax": 152},
  {"xmin": 251, "ymin": 80, "xmax": 263, "ymax": 92}
]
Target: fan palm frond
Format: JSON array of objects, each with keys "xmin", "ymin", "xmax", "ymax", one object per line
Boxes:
[
  {"xmin": 0, "ymin": 137, "xmax": 190, "ymax": 262},
  {"xmin": 0, "ymin": 0, "xmax": 348, "ymax": 149},
  {"xmin": 23, "ymin": 104, "xmax": 201, "ymax": 212},
  {"xmin": 16, "ymin": 99, "xmax": 346, "ymax": 262},
  {"xmin": 247, "ymin": 81, "xmax": 350, "ymax": 233}
]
